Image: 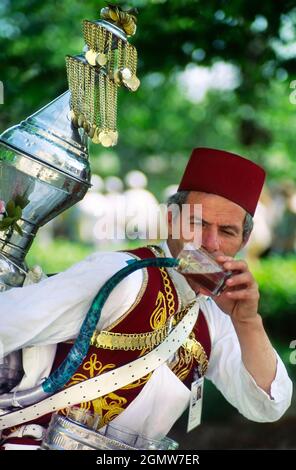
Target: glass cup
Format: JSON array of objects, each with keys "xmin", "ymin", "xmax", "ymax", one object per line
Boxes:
[
  {"xmin": 103, "ymin": 422, "xmax": 138, "ymax": 447},
  {"xmin": 177, "ymin": 243, "xmax": 232, "ymax": 296}
]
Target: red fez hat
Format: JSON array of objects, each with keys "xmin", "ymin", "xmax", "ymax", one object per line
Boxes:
[{"xmin": 178, "ymin": 147, "xmax": 266, "ymax": 216}]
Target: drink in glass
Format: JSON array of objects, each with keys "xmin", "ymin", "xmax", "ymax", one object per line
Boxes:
[{"xmin": 177, "ymin": 244, "xmax": 232, "ymax": 296}]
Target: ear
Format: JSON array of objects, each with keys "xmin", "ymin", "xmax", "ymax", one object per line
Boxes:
[{"xmin": 240, "ymin": 231, "xmax": 252, "ymax": 250}]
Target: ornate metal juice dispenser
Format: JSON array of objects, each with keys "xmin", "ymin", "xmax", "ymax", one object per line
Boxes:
[{"xmin": 0, "ymin": 5, "xmax": 140, "ymax": 393}]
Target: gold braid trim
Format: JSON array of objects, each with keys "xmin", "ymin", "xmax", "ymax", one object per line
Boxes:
[
  {"xmin": 90, "ymin": 301, "xmax": 195, "ymax": 351},
  {"xmin": 159, "ymin": 267, "xmax": 175, "ymax": 317},
  {"xmin": 91, "ymin": 327, "xmax": 169, "ymax": 351},
  {"xmin": 149, "ymin": 265, "xmax": 176, "ymax": 331}
]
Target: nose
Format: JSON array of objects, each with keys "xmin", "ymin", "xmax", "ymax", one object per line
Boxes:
[{"xmin": 202, "ymin": 226, "xmax": 220, "ymax": 253}]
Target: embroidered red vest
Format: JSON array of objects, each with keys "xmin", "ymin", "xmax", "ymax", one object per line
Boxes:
[{"xmin": 2, "ymin": 246, "xmax": 211, "ymax": 447}]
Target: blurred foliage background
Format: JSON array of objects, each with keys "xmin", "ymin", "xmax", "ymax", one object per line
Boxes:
[
  {"xmin": 1, "ymin": 0, "xmax": 296, "ymax": 449},
  {"xmin": 1, "ymin": 0, "xmax": 296, "ymax": 190}
]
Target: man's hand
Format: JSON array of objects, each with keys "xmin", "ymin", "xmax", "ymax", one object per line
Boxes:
[
  {"xmin": 212, "ymin": 255, "xmax": 259, "ymax": 324},
  {"xmin": 211, "ymin": 255, "xmax": 277, "ymax": 394}
]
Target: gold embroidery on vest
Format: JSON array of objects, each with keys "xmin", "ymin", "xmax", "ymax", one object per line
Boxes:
[
  {"xmin": 62, "ymin": 353, "xmax": 129, "ymax": 426},
  {"xmin": 103, "ymin": 246, "xmax": 177, "ymax": 335},
  {"xmin": 121, "ymin": 372, "xmax": 151, "ymax": 390},
  {"xmin": 92, "ymin": 393, "xmax": 128, "ymax": 426},
  {"xmin": 66, "ymin": 248, "xmax": 181, "ymax": 424},
  {"xmin": 83, "ymin": 353, "xmax": 116, "ymax": 377},
  {"xmin": 149, "ymin": 245, "xmax": 182, "ymax": 311},
  {"xmin": 170, "ymin": 346, "xmax": 194, "ymax": 382},
  {"xmin": 149, "ymin": 265, "xmax": 176, "ymax": 332},
  {"xmin": 182, "ymin": 331, "xmax": 209, "ymax": 376},
  {"xmin": 169, "ymin": 326, "xmax": 209, "ymax": 380},
  {"xmin": 149, "ymin": 291, "xmax": 167, "ymax": 330},
  {"xmin": 91, "ymin": 250, "xmax": 179, "ymax": 351},
  {"xmin": 88, "ymin": 373, "xmax": 152, "ymax": 426}
]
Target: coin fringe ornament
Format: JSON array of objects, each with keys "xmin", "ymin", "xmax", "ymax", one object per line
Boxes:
[{"xmin": 66, "ymin": 4, "xmax": 140, "ymax": 148}]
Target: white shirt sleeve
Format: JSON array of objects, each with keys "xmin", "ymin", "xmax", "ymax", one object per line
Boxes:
[
  {"xmin": 202, "ymin": 297, "xmax": 293, "ymax": 422},
  {"xmin": 0, "ymin": 251, "xmax": 143, "ymax": 356}
]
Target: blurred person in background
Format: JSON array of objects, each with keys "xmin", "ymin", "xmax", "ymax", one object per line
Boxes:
[
  {"xmin": 124, "ymin": 170, "xmax": 159, "ymax": 241},
  {"xmin": 269, "ymin": 182, "xmax": 296, "ymax": 255},
  {"xmin": 77, "ymin": 174, "xmax": 107, "ymax": 247}
]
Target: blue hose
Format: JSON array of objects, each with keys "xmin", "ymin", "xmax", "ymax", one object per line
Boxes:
[{"xmin": 42, "ymin": 256, "xmax": 179, "ymax": 394}]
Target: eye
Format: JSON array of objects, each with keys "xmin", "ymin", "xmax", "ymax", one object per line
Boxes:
[{"xmin": 221, "ymin": 229, "xmax": 236, "ymax": 237}]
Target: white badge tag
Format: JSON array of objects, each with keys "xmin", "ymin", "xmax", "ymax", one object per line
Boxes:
[{"xmin": 187, "ymin": 377, "xmax": 204, "ymax": 433}]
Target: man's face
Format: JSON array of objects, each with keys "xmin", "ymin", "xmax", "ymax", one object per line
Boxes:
[{"xmin": 168, "ymin": 191, "xmax": 247, "ymax": 259}]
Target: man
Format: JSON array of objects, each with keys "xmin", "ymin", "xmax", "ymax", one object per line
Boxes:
[
  {"xmin": 0, "ymin": 148, "xmax": 292, "ymax": 449},
  {"xmin": 167, "ymin": 148, "xmax": 279, "ymax": 396}
]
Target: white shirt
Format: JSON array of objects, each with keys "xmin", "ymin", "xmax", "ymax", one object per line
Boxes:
[{"xmin": 0, "ymin": 244, "xmax": 292, "ymax": 437}]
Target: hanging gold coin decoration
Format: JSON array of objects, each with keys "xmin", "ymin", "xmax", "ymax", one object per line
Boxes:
[{"xmin": 66, "ymin": 5, "xmax": 139, "ymax": 147}]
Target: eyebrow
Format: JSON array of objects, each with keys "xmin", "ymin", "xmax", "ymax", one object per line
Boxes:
[{"xmin": 190, "ymin": 216, "xmax": 241, "ymax": 235}]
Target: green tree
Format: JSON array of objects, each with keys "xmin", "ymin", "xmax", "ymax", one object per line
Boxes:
[{"xmin": 0, "ymin": 0, "xmax": 295, "ymax": 188}]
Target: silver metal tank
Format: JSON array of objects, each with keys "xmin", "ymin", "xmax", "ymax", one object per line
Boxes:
[{"xmin": 0, "ymin": 91, "xmax": 91, "ymax": 391}]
